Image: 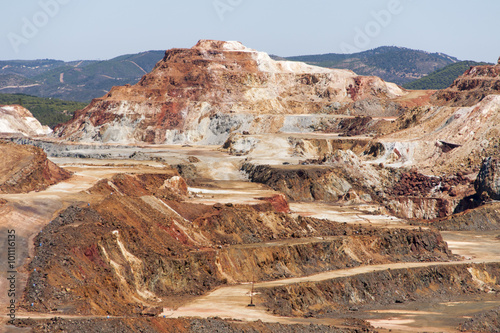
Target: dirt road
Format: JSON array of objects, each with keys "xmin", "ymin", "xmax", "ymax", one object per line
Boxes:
[{"xmin": 1, "ymin": 147, "xmax": 499, "ymax": 333}]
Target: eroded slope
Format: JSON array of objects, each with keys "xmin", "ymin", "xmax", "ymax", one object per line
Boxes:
[
  {"xmin": 22, "ymin": 171, "xmax": 452, "ymax": 316},
  {"xmin": 0, "ymin": 104, "xmax": 52, "ymax": 137},
  {"xmin": 0, "ymin": 141, "xmax": 71, "ymax": 193},
  {"xmin": 54, "ymin": 40, "xmax": 406, "ymax": 144}
]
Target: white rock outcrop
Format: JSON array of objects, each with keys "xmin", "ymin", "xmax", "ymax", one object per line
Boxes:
[{"xmin": 0, "ymin": 105, "xmax": 52, "ymax": 137}]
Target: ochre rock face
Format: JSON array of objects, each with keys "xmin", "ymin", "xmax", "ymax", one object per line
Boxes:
[
  {"xmin": 55, "ymin": 40, "xmax": 405, "ymax": 144},
  {"xmin": 433, "ymin": 64, "xmax": 500, "ymax": 106},
  {"xmin": 475, "ymin": 157, "xmax": 500, "ymax": 200},
  {"xmin": 23, "ymin": 172, "xmax": 451, "ymax": 316},
  {"xmin": 0, "ymin": 142, "xmax": 71, "ymax": 193}
]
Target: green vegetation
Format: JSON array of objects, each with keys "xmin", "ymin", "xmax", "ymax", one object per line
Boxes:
[
  {"xmin": 0, "ymin": 93, "xmax": 88, "ymax": 128},
  {"xmin": 0, "ymin": 59, "xmax": 66, "ymax": 78},
  {"xmin": 0, "ymin": 74, "xmax": 36, "ymax": 87},
  {"xmin": 403, "ymin": 61, "xmax": 492, "ymax": 90},
  {"xmin": 2, "ymin": 47, "xmax": 487, "ymax": 99}
]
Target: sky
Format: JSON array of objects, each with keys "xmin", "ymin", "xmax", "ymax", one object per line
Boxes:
[{"xmin": 1, "ymin": 0, "xmax": 499, "ymax": 63}]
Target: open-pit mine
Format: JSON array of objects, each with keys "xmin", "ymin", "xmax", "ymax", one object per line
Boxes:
[{"xmin": 2, "ymin": 40, "xmax": 500, "ymax": 333}]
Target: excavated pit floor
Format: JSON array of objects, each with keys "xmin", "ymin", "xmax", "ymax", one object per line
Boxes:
[
  {"xmin": 1, "ymin": 144, "xmax": 500, "ymax": 333},
  {"xmin": 162, "ymin": 250, "xmax": 500, "ymax": 332},
  {"xmin": 364, "ymin": 297, "xmax": 500, "ymax": 333},
  {"xmin": 289, "ymin": 202, "xmax": 413, "ymax": 229}
]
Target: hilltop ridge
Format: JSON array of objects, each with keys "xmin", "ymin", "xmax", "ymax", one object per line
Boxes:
[
  {"xmin": 1, "ymin": 45, "xmax": 462, "ymax": 102},
  {"xmin": 54, "ymin": 40, "xmax": 406, "ymax": 144},
  {"xmin": 281, "ymin": 46, "xmax": 458, "ymax": 85}
]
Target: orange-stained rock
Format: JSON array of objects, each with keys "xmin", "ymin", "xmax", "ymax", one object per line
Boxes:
[
  {"xmin": 257, "ymin": 193, "xmax": 290, "ymax": 213},
  {"xmin": 162, "ymin": 175, "xmax": 189, "ymax": 196},
  {"xmin": 0, "ymin": 141, "xmax": 71, "ymax": 193},
  {"xmin": 433, "ymin": 64, "xmax": 500, "ymax": 106},
  {"xmin": 55, "ymin": 40, "xmax": 406, "ymax": 144}
]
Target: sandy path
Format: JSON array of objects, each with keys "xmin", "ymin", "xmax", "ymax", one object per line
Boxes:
[
  {"xmin": 289, "ymin": 202, "xmax": 415, "ymax": 229},
  {"xmin": 163, "ymin": 258, "xmax": 500, "ymax": 322},
  {"xmin": 161, "ymin": 232, "xmax": 500, "ymax": 331}
]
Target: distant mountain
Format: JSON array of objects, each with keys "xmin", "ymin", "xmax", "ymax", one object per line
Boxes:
[
  {"xmin": 279, "ymin": 46, "xmax": 459, "ymax": 85},
  {"xmin": 0, "ymin": 59, "xmax": 69, "ymax": 77},
  {"xmin": 0, "ymin": 74, "xmax": 36, "ymax": 88},
  {"xmin": 0, "ymin": 51, "xmax": 165, "ymax": 102},
  {"xmin": 403, "ymin": 61, "xmax": 492, "ymax": 90},
  {"xmin": 0, "ymin": 46, "xmax": 462, "ymax": 102}
]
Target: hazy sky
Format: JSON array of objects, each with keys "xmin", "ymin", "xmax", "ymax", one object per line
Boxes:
[{"xmin": 2, "ymin": 0, "xmax": 499, "ymax": 62}]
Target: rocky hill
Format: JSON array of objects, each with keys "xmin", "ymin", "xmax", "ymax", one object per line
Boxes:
[
  {"xmin": 54, "ymin": 40, "xmax": 405, "ymax": 144},
  {"xmin": 433, "ymin": 60, "xmax": 500, "ymax": 106},
  {"xmin": 0, "ymin": 105, "xmax": 72, "ymax": 192},
  {"xmin": 282, "ymin": 46, "xmax": 458, "ymax": 85},
  {"xmin": 1, "ymin": 47, "xmax": 460, "ymax": 104},
  {"xmin": 403, "ymin": 60, "xmax": 492, "ymax": 90}
]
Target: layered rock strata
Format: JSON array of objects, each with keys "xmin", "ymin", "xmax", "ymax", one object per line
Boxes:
[
  {"xmin": 433, "ymin": 63, "xmax": 500, "ymax": 107},
  {"xmin": 55, "ymin": 40, "xmax": 405, "ymax": 144},
  {"xmin": 22, "ymin": 172, "xmax": 451, "ymax": 316},
  {"xmin": 0, "ymin": 141, "xmax": 71, "ymax": 193}
]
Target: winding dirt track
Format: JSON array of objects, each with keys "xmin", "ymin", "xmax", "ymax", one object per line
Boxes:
[
  {"xmin": 162, "ymin": 257, "xmax": 500, "ymax": 322},
  {"xmin": 1, "ymin": 149, "xmax": 499, "ymax": 333},
  {"xmin": 159, "ymin": 230, "xmax": 500, "ymax": 333}
]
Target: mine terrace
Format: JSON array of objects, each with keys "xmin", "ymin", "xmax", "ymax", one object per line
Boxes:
[{"xmin": 1, "ymin": 40, "xmax": 500, "ymax": 333}]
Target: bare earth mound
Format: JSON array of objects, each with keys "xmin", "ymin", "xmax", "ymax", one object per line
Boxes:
[
  {"xmin": 0, "ymin": 141, "xmax": 71, "ymax": 193},
  {"xmin": 54, "ymin": 40, "xmax": 405, "ymax": 144},
  {"xmin": 0, "ymin": 104, "xmax": 52, "ymax": 137},
  {"xmin": 21, "ymin": 172, "xmax": 451, "ymax": 317}
]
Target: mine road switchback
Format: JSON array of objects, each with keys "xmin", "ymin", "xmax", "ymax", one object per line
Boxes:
[{"xmin": 1, "ymin": 144, "xmax": 499, "ymax": 333}]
